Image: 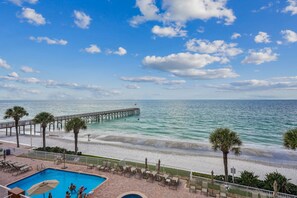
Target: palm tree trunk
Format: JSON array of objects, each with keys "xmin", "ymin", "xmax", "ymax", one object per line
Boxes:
[
  {"xmin": 42, "ymin": 126, "xmax": 46, "ymax": 150},
  {"xmin": 15, "ymin": 120, "xmax": 19, "ymax": 148},
  {"xmin": 74, "ymin": 132, "xmax": 78, "ymax": 154},
  {"xmin": 223, "ymin": 152, "xmax": 228, "ymax": 182}
]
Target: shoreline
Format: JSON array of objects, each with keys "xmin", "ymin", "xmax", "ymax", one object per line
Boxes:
[{"xmin": 1, "ymin": 134, "xmax": 297, "ymax": 184}]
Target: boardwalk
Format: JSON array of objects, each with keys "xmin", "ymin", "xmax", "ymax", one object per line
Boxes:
[{"xmin": 0, "ymin": 108, "xmax": 140, "ymax": 135}]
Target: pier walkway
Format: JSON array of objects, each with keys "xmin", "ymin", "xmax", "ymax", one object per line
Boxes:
[{"xmin": 0, "ymin": 108, "xmax": 140, "ymax": 135}]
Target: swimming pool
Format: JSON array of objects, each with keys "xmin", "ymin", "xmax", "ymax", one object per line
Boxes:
[{"xmin": 8, "ymin": 168, "xmax": 106, "ymax": 198}]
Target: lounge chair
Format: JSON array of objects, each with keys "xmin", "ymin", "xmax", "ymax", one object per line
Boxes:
[
  {"xmin": 98, "ymin": 161, "xmax": 107, "ymax": 171},
  {"xmin": 111, "ymin": 163, "xmax": 118, "ymax": 174},
  {"xmin": 12, "ymin": 165, "xmax": 32, "ymax": 176},
  {"xmin": 104, "ymin": 162, "xmax": 111, "ymax": 172},
  {"xmin": 201, "ymin": 181, "xmax": 208, "ymax": 196},
  {"xmin": 123, "ymin": 166, "xmax": 132, "ymax": 178},
  {"xmin": 87, "ymin": 163, "xmax": 94, "ymax": 169},
  {"xmin": 158, "ymin": 176, "xmax": 166, "ymax": 187},
  {"xmin": 116, "ymin": 165, "xmax": 124, "ymax": 175},
  {"xmin": 169, "ymin": 177, "xmax": 179, "ymax": 190},
  {"xmin": 135, "ymin": 168, "xmax": 142, "ymax": 179}
]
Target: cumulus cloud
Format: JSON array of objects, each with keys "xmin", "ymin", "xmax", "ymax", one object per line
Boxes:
[
  {"xmin": 143, "ymin": 53, "xmax": 222, "ymax": 70},
  {"xmin": 254, "ymin": 32, "xmax": 271, "ymax": 43},
  {"xmin": 29, "ymin": 36, "xmax": 68, "ymax": 45},
  {"xmin": 114, "ymin": 47, "xmax": 127, "ymax": 56},
  {"xmin": 242, "ymin": 48, "xmax": 278, "ymax": 65},
  {"xmin": 121, "ymin": 76, "xmax": 186, "ymax": 85},
  {"xmin": 19, "ymin": 7, "xmax": 46, "ymax": 25},
  {"xmin": 107, "ymin": 47, "xmax": 127, "ymax": 56},
  {"xmin": 231, "ymin": 33, "xmax": 241, "ymax": 40},
  {"xmin": 185, "ymin": 39, "xmax": 243, "ymax": 60},
  {"xmin": 281, "ymin": 29, "xmax": 297, "ymax": 43},
  {"xmin": 151, "ymin": 25, "xmax": 187, "ymax": 37},
  {"xmin": 8, "ymin": 72, "xmax": 19, "ymax": 78},
  {"xmin": 130, "ymin": 0, "xmax": 236, "ymax": 26},
  {"xmin": 21, "ymin": 66, "xmax": 39, "ymax": 73},
  {"xmin": 283, "ymin": 0, "xmax": 297, "ymax": 15},
  {"xmin": 73, "ymin": 10, "xmax": 91, "ymax": 29},
  {"xmin": 143, "ymin": 53, "xmax": 238, "ymax": 79},
  {"xmin": 0, "ymin": 58, "xmax": 11, "ymax": 69},
  {"xmin": 9, "ymin": 0, "xmax": 38, "ymax": 6},
  {"xmin": 84, "ymin": 44, "xmax": 101, "ymax": 54},
  {"xmin": 125, "ymin": 84, "xmax": 140, "ymax": 89}
]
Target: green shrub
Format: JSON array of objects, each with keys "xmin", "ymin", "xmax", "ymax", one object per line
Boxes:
[
  {"xmin": 264, "ymin": 171, "xmax": 291, "ymax": 193},
  {"xmin": 34, "ymin": 146, "xmax": 82, "ymax": 155}
]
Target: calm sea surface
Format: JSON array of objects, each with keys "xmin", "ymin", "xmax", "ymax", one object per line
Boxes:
[{"xmin": 0, "ymin": 100, "xmax": 297, "ymax": 155}]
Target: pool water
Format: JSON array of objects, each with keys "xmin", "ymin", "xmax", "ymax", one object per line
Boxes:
[
  {"xmin": 122, "ymin": 194, "xmax": 142, "ymax": 198},
  {"xmin": 8, "ymin": 168, "xmax": 106, "ymax": 198}
]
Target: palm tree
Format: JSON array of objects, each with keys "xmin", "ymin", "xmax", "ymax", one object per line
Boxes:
[
  {"xmin": 209, "ymin": 128, "xmax": 242, "ymax": 182},
  {"xmin": 283, "ymin": 128, "xmax": 297, "ymax": 150},
  {"xmin": 33, "ymin": 112, "xmax": 55, "ymax": 150},
  {"xmin": 3, "ymin": 106, "xmax": 29, "ymax": 148},
  {"xmin": 65, "ymin": 117, "xmax": 87, "ymax": 154}
]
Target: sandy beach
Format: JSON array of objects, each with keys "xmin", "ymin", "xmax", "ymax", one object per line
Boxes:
[{"xmin": 1, "ymin": 133, "xmax": 297, "ymax": 185}]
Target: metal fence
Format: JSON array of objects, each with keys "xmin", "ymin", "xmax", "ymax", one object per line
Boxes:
[
  {"xmin": 190, "ymin": 174, "xmax": 297, "ymax": 198},
  {"xmin": 21, "ymin": 150, "xmax": 192, "ymax": 179}
]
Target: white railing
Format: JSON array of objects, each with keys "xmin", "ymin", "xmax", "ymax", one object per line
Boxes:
[{"xmin": 191, "ymin": 174, "xmax": 297, "ymax": 198}]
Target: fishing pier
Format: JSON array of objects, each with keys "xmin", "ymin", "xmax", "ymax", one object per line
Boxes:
[{"xmin": 0, "ymin": 108, "xmax": 140, "ymax": 135}]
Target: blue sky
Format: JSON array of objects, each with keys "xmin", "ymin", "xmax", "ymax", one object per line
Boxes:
[{"xmin": 0, "ymin": 0, "xmax": 297, "ymax": 100}]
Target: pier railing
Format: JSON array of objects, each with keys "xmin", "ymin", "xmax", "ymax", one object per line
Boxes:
[{"xmin": 0, "ymin": 108, "xmax": 140, "ymax": 134}]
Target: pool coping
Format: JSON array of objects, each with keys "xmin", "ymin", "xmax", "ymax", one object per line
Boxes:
[
  {"xmin": 6, "ymin": 167, "xmax": 109, "ymax": 195},
  {"xmin": 117, "ymin": 191, "xmax": 148, "ymax": 198}
]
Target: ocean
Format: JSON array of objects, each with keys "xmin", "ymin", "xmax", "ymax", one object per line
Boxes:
[{"xmin": 1, "ymin": 100, "xmax": 297, "ymax": 164}]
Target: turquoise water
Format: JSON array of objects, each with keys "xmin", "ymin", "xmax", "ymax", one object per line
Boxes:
[
  {"xmin": 7, "ymin": 168, "xmax": 106, "ymax": 197},
  {"xmin": 1, "ymin": 100, "xmax": 297, "ymax": 161}
]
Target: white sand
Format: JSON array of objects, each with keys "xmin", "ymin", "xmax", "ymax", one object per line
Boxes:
[{"xmin": 1, "ymin": 134, "xmax": 297, "ymax": 184}]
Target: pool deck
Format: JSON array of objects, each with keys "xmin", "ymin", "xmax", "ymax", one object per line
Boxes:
[{"xmin": 0, "ymin": 142, "xmax": 206, "ymax": 198}]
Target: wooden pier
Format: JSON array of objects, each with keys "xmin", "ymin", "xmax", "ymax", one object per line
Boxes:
[{"xmin": 0, "ymin": 108, "xmax": 140, "ymax": 135}]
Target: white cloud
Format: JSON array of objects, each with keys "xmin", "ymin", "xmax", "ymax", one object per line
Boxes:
[
  {"xmin": 107, "ymin": 47, "xmax": 127, "ymax": 56},
  {"xmin": 211, "ymin": 77, "xmax": 297, "ymax": 91},
  {"xmin": 281, "ymin": 29, "xmax": 297, "ymax": 43},
  {"xmin": 143, "ymin": 52, "xmax": 238, "ymax": 79},
  {"xmin": 21, "ymin": 66, "xmax": 39, "ymax": 73},
  {"xmin": 73, "ymin": 10, "xmax": 91, "ymax": 29},
  {"xmin": 126, "ymin": 84, "xmax": 140, "ymax": 89},
  {"xmin": 0, "ymin": 73, "xmax": 119, "ymax": 96},
  {"xmin": 186, "ymin": 39, "xmax": 243, "ymax": 59},
  {"xmin": 0, "ymin": 83, "xmax": 40, "ymax": 95},
  {"xmin": 8, "ymin": 72, "xmax": 19, "ymax": 78},
  {"xmin": 130, "ymin": 0, "xmax": 236, "ymax": 26},
  {"xmin": 151, "ymin": 25, "xmax": 187, "ymax": 37},
  {"xmin": 121, "ymin": 76, "xmax": 186, "ymax": 85},
  {"xmin": 254, "ymin": 32, "xmax": 271, "ymax": 43},
  {"xmin": 29, "ymin": 36, "xmax": 67, "ymax": 45},
  {"xmin": 242, "ymin": 48, "xmax": 278, "ymax": 65},
  {"xmin": 276, "ymin": 41, "xmax": 283, "ymax": 45},
  {"xmin": 252, "ymin": 2, "xmax": 273, "ymax": 13},
  {"xmin": 20, "ymin": 8, "xmax": 46, "ymax": 25},
  {"xmin": 84, "ymin": 44, "xmax": 101, "ymax": 54},
  {"xmin": 9, "ymin": 0, "xmax": 38, "ymax": 6},
  {"xmin": 114, "ymin": 47, "xmax": 127, "ymax": 56},
  {"xmin": 143, "ymin": 52, "xmax": 222, "ymax": 70},
  {"xmin": 169, "ymin": 67, "xmax": 238, "ymax": 79},
  {"xmin": 0, "ymin": 58, "xmax": 11, "ymax": 69},
  {"xmin": 231, "ymin": 33, "xmax": 241, "ymax": 40},
  {"xmin": 283, "ymin": 0, "xmax": 297, "ymax": 15}
]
